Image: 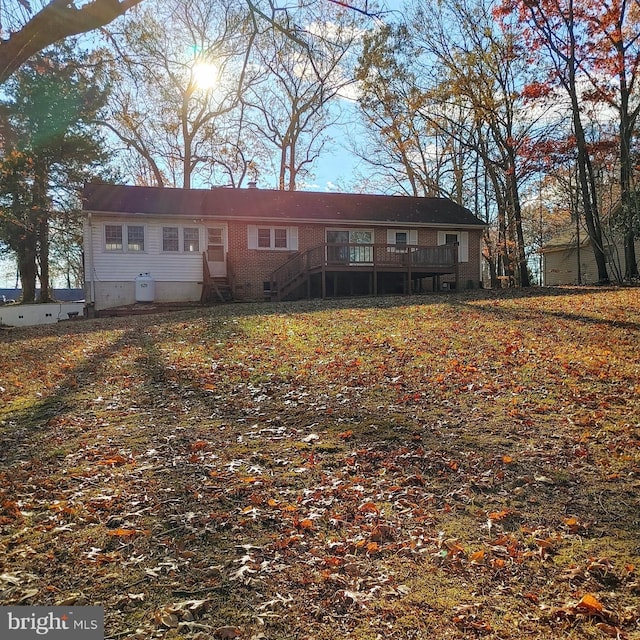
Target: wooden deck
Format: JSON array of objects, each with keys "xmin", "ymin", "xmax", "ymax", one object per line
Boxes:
[{"xmin": 270, "ymin": 243, "xmax": 459, "ymax": 301}]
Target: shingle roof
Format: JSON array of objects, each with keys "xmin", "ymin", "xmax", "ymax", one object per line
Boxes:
[
  {"xmin": 540, "ymin": 224, "xmax": 591, "ymax": 252},
  {"xmin": 83, "ymin": 184, "xmax": 486, "ymax": 227}
]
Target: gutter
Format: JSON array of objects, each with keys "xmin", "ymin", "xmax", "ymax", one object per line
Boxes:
[{"xmin": 83, "ymin": 209, "xmax": 487, "ymax": 230}]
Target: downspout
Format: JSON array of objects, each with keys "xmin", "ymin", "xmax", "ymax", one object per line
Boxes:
[{"xmin": 86, "ymin": 212, "xmax": 96, "ymax": 308}]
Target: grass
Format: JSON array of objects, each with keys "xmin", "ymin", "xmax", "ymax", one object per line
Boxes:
[{"xmin": 1, "ymin": 287, "xmax": 639, "ymax": 639}]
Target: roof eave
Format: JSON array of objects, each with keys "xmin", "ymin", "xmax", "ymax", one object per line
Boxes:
[{"xmin": 83, "ymin": 210, "xmax": 486, "ymax": 228}]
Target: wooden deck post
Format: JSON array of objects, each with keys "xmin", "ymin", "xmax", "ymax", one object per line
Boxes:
[{"xmin": 454, "ymin": 243, "xmax": 460, "ymax": 291}]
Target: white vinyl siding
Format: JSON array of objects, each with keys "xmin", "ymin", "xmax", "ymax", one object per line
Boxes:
[
  {"xmin": 248, "ymin": 226, "xmax": 298, "ymax": 250},
  {"xmin": 91, "ymin": 218, "xmax": 203, "ymax": 282},
  {"xmin": 437, "ymin": 230, "xmax": 468, "ymax": 262}
]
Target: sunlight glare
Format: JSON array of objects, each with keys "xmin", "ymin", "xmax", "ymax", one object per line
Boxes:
[{"xmin": 191, "ymin": 61, "xmax": 219, "ymax": 90}]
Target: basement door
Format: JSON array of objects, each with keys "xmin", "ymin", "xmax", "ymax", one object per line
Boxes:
[{"xmin": 207, "ymin": 225, "xmax": 227, "ymax": 277}]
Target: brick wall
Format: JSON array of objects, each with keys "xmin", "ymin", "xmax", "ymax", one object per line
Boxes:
[{"xmin": 227, "ymin": 222, "xmax": 483, "ymax": 300}]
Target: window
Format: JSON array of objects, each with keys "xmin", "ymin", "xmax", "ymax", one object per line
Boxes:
[
  {"xmin": 248, "ymin": 226, "xmax": 298, "ymax": 250},
  {"xmin": 163, "ymin": 227, "xmax": 179, "ymax": 252},
  {"xmin": 208, "ymin": 227, "xmax": 225, "ymax": 261},
  {"xmin": 395, "ymin": 232, "xmax": 408, "ymax": 246},
  {"xmin": 127, "ymin": 225, "xmax": 145, "ymax": 252},
  {"xmin": 105, "ymin": 225, "xmax": 123, "ymax": 251},
  {"xmin": 257, "ymin": 228, "xmax": 272, "ymax": 248},
  {"xmin": 183, "ymin": 227, "xmax": 200, "ymax": 252},
  {"xmin": 274, "ymin": 228, "xmax": 288, "ymax": 248},
  {"xmin": 445, "ymin": 233, "xmax": 458, "ymax": 245},
  {"xmin": 162, "ymin": 226, "xmax": 200, "ymax": 253},
  {"xmin": 105, "ymin": 224, "xmax": 145, "ymax": 252}
]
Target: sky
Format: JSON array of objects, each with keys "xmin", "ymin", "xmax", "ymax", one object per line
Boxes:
[{"xmin": 0, "ymin": 0, "xmax": 402, "ymax": 289}]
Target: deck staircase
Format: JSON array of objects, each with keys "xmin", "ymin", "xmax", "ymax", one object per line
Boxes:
[
  {"xmin": 201, "ymin": 253, "xmax": 233, "ymax": 303},
  {"xmin": 269, "ymin": 251, "xmax": 310, "ymax": 301}
]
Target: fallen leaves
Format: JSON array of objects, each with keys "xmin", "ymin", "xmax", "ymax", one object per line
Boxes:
[{"xmin": 1, "ymin": 289, "xmax": 640, "ymax": 639}]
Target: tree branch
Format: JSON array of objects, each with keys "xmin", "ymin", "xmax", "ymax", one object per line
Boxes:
[{"xmin": 0, "ymin": 0, "xmax": 143, "ymax": 84}]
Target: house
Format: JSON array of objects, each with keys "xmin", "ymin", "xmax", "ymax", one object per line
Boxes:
[
  {"xmin": 541, "ymin": 225, "xmax": 640, "ymax": 285},
  {"xmin": 82, "ymin": 183, "xmax": 487, "ymax": 311}
]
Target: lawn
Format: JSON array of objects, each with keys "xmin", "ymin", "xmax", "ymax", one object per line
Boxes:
[{"xmin": 1, "ymin": 287, "xmax": 639, "ymax": 640}]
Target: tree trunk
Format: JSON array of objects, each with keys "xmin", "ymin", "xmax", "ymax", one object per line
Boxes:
[
  {"xmin": 618, "ymin": 71, "xmax": 639, "ymax": 279},
  {"xmin": 33, "ymin": 158, "xmax": 52, "ymax": 302},
  {"xmin": 17, "ymin": 237, "xmax": 38, "ymax": 303},
  {"xmin": 38, "ymin": 215, "xmax": 51, "ymax": 302},
  {"xmin": 506, "ymin": 161, "xmax": 530, "ymax": 287},
  {"xmin": 565, "ymin": 0, "xmax": 609, "ymax": 284},
  {"xmin": 624, "ymin": 228, "xmax": 638, "ymax": 280}
]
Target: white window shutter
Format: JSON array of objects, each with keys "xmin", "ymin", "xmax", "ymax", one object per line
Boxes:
[
  {"xmin": 409, "ymin": 230, "xmax": 418, "ymax": 245},
  {"xmin": 248, "ymin": 225, "xmax": 258, "ymax": 249},
  {"xmin": 459, "ymin": 231, "xmax": 469, "ymax": 262},
  {"xmin": 437, "ymin": 231, "xmax": 446, "ymax": 246},
  {"xmin": 288, "ymin": 227, "xmax": 298, "ymax": 250}
]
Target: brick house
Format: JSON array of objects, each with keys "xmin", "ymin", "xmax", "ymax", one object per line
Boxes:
[{"xmin": 82, "ymin": 183, "xmax": 486, "ymax": 311}]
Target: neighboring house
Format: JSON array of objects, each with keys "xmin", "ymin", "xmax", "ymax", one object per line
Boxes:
[
  {"xmin": 541, "ymin": 226, "xmax": 640, "ymax": 285},
  {"xmin": 82, "ymin": 183, "xmax": 487, "ymax": 311}
]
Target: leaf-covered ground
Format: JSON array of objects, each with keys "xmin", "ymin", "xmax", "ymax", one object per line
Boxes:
[{"xmin": 1, "ymin": 288, "xmax": 639, "ymax": 640}]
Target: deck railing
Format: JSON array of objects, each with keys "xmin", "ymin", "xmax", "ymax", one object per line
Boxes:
[{"xmin": 271, "ymin": 243, "xmax": 457, "ymax": 299}]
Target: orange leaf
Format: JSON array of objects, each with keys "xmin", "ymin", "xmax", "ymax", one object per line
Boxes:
[
  {"xmin": 358, "ymin": 501, "xmax": 379, "ymax": 514},
  {"xmin": 502, "ymin": 455, "xmax": 514, "ymax": 464},
  {"xmin": 98, "ymin": 454, "xmax": 128, "ymax": 466},
  {"xmin": 470, "ymin": 550, "xmax": 485, "ymax": 564},
  {"xmin": 576, "ymin": 593, "xmax": 604, "ymax": 614},
  {"xmin": 107, "ymin": 528, "xmax": 147, "ymax": 538}
]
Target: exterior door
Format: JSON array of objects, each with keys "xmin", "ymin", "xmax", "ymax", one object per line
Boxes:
[
  {"xmin": 326, "ymin": 229, "xmax": 373, "ymax": 264},
  {"xmin": 207, "ymin": 225, "xmax": 227, "ymax": 277}
]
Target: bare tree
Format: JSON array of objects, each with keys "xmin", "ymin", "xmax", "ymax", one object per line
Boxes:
[
  {"xmin": 243, "ymin": 2, "xmax": 361, "ymax": 190},
  {"xmin": 101, "ymin": 0, "xmax": 257, "ymax": 188}
]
